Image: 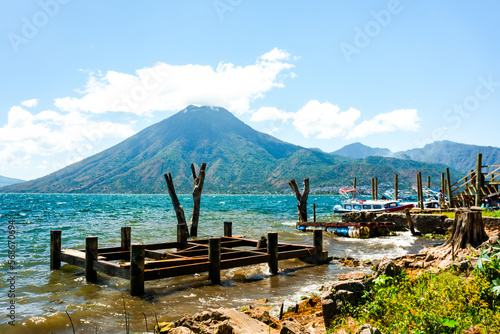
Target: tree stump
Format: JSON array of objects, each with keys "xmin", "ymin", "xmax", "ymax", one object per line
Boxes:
[
  {"xmin": 427, "ymin": 210, "xmax": 489, "ymax": 260},
  {"xmin": 288, "ymin": 178, "xmax": 309, "ymax": 222},
  {"xmin": 190, "ymin": 163, "xmax": 206, "ymax": 237}
]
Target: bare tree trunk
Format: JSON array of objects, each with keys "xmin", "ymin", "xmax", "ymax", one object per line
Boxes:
[
  {"xmin": 164, "ymin": 172, "xmax": 189, "ymax": 237},
  {"xmin": 190, "ymin": 163, "xmax": 206, "ymax": 237},
  {"xmin": 288, "ymin": 178, "xmax": 309, "ymax": 222}
]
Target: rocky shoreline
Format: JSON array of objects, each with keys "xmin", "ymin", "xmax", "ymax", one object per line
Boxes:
[{"xmin": 154, "ymin": 212, "xmax": 500, "ymax": 334}]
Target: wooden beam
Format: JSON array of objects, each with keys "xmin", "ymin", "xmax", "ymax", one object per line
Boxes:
[{"xmin": 394, "ymin": 174, "xmax": 398, "ymax": 201}]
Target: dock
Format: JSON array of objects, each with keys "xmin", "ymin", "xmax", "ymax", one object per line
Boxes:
[{"xmin": 50, "ymin": 222, "xmax": 331, "ymax": 296}]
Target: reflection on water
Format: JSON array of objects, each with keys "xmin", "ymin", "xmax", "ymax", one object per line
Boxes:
[{"xmin": 0, "ymin": 194, "xmax": 432, "ymax": 333}]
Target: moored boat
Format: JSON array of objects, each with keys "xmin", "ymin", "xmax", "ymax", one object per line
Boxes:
[{"xmin": 333, "ymin": 187, "xmax": 413, "ymax": 214}]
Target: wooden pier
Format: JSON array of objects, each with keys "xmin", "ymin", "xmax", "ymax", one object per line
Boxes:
[{"xmin": 50, "ymin": 222, "xmax": 331, "ymax": 296}]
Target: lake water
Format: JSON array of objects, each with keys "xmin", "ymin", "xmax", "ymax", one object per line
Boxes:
[{"xmin": 0, "ymin": 193, "xmax": 430, "ymax": 333}]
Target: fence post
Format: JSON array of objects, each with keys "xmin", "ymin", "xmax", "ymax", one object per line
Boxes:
[{"xmin": 476, "ymin": 153, "xmax": 483, "ymax": 206}]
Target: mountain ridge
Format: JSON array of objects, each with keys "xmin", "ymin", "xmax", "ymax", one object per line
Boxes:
[{"xmin": 1, "ymin": 106, "xmax": 464, "ymax": 194}]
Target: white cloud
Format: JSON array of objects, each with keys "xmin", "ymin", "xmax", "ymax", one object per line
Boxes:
[
  {"xmin": 54, "ymin": 48, "xmax": 295, "ymax": 116},
  {"xmin": 293, "ymin": 100, "xmax": 361, "ymax": 139},
  {"xmin": 346, "ymin": 109, "xmax": 420, "ymax": 139},
  {"xmin": 250, "ymin": 107, "xmax": 294, "ymax": 122},
  {"xmin": 0, "ymin": 106, "xmax": 135, "ymax": 170},
  {"xmin": 21, "ymin": 98, "xmax": 38, "ymax": 108}
]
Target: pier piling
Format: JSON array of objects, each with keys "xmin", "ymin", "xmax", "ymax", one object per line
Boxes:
[
  {"xmin": 121, "ymin": 226, "xmax": 131, "ymax": 251},
  {"xmin": 209, "ymin": 238, "xmax": 221, "ymax": 284},
  {"xmin": 130, "ymin": 243, "xmax": 145, "ymax": 296},
  {"xmin": 85, "ymin": 236, "xmax": 98, "ymax": 283},
  {"xmin": 267, "ymin": 232, "xmax": 278, "ymax": 275},
  {"xmin": 224, "ymin": 221, "xmax": 232, "ymax": 237},
  {"xmin": 50, "ymin": 230, "xmax": 61, "ymax": 270}
]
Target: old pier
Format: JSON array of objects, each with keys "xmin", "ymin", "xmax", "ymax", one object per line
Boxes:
[{"xmin": 50, "ymin": 222, "xmax": 331, "ymax": 296}]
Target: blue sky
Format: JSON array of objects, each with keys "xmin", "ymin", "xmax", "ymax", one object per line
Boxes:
[{"xmin": 1, "ymin": 1, "xmax": 499, "ymax": 180}]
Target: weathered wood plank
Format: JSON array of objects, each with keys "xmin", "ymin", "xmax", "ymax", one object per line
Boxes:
[
  {"xmin": 144, "ymin": 262, "xmax": 211, "ymax": 281},
  {"xmin": 221, "ymin": 254, "xmax": 270, "ymax": 270}
]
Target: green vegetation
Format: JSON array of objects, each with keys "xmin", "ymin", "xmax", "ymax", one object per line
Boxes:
[{"xmin": 328, "ymin": 244, "xmax": 500, "ymax": 333}]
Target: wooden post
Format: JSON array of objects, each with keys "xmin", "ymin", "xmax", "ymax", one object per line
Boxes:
[
  {"xmin": 313, "ymin": 229, "xmax": 323, "ymax": 262},
  {"xmin": 121, "ymin": 226, "xmax": 131, "ymax": 251},
  {"xmin": 476, "ymin": 154, "xmax": 483, "ymax": 207},
  {"xmin": 209, "ymin": 238, "xmax": 221, "ymax": 284},
  {"xmin": 85, "ymin": 236, "xmax": 98, "ymax": 283},
  {"xmin": 267, "ymin": 232, "xmax": 278, "ymax": 275},
  {"xmin": 441, "ymin": 173, "xmax": 445, "ymax": 197},
  {"xmin": 394, "ymin": 174, "xmax": 399, "ymax": 201},
  {"xmin": 313, "ymin": 203, "xmax": 316, "ymax": 223},
  {"xmin": 177, "ymin": 224, "xmax": 188, "ymax": 248},
  {"xmin": 417, "ymin": 172, "xmax": 424, "ymax": 210},
  {"xmin": 427, "ymin": 176, "xmax": 431, "ymax": 189},
  {"xmin": 375, "ymin": 178, "xmax": 378, "ymax": 200},
  {"xmin": 371, "ymin": 178, "xmax": 375, "ymax": 200},
  {"xmin": 224, "ymin": 221, "xmax": 232, "ymax": 237},
  {"xmin": 130, "ymin": 243, "xmax": 145, "ymax": 296},
  {"xmin": 50, "ymin": 230, "xmax": 61, "ymax": 270},
  {"xmin": 353, "ymin": 177, "xmax": 357, "ymax": 189},
  {"xmin": 446, "ymin": 168, "xmax": 452, "ymax": 208}
]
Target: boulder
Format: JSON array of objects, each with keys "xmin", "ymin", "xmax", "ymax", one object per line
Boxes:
[
  {"xmin": 373, "ymin": 259, "xmax": 402, "ymax": 278},
  {"xmin": 280, "ymin": 319, "xmax": 306, "ymax": 334},
  {"xmin": 173, "ymin": 308, "xmax": 271, "ymax": 334},
  {"xmin": 373, "ymin": 213, "xmax": 408, "ymax": 231},
  {"xmin": 412, "ymin": 214, "xmax": 446, "ymax": 234},
  {"xmin": 342, "ymin": 211, "xmax": 377, "ymax": 223},
  {"xmin": 321, "ymin": 279, "xmax": 367, "ymax": 328},
  {"xmin": 168, "ymin": 327, "xmax": 195, "ymax": 334}
]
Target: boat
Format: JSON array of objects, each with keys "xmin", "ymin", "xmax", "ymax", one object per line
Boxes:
[{"xmin": 333, "ymin": 187, "xmax": 414, "ymax": 214}]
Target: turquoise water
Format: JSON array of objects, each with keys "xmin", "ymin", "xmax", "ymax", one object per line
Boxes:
[{"xmin": 0, "ymin": 193, "xmax": 423, "ymax": 333}]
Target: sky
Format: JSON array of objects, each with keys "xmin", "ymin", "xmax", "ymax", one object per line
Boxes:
[{"xmin": 1, "ymin": 1, "xmax": 499, "ymax": 181}]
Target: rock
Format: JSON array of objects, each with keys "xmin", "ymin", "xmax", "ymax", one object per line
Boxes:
[
  {"xmin": 373, "ymin": 213, "xmax": 408, "ymax": 231},
  {"xmin": 173, "ymin": 308, "xmax": 271, "ymax": 334},
  {"xmin": 355, "ymin": 324, "xmax": 382, "ymax": 334},
  {"xmin": 280, "ymin": 319, "xmax": 306, "ymax": 334},
  {"xmin": 168, "ymin": 327, "xmax": 195, "ymax": 334},
  {"xmin": 342, "ymin": 211, "xmax": 377, "ymax": 223},
  {"xmin": 156, "ymin": 321, "xmax": 175, "ymax": 333},
  {"xmin": 339, "ymin": 272, "xmax": 368, "ymax": 280},
  {"xmin": 413, "ymin": 214, "xmax": 446, "ymax": 234},
  {"xmin": 321, "ymin": 280, "xmax": 367, "ymax": 328},
  {"xmin": 373, "ymin": 259, "xmax": 402, "ymax": 278}
]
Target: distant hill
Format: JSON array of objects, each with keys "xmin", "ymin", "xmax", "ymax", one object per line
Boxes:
[
  {"xmin": 333, "ymin": 140, "xmax": 500, "ymax": 174},
  {"xmin": 0, "ymin": 175, "xmax": 24, "ymax": 187},
  {"xmin": 331, "ymin": 142, "xmax": 392, "ymax": 159},
  {"xmin": 0, "ymin": 106, "xmax": 462, "ymax": 194},
  {"xmin": 393, "ymin": 141, "xmax": 500, "ymax": 174}
]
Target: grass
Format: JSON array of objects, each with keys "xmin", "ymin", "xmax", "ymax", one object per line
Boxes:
[{"xmin": 327, "ymin": 245, "xmax": 500, "ymax": 334}]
